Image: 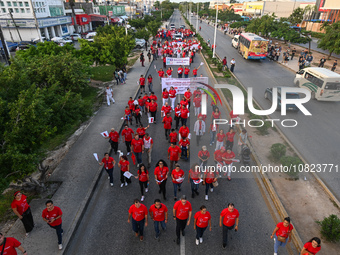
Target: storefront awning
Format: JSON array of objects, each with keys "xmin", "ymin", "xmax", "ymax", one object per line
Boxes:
[
  {"xmin": 76, "ymin": 14, "xmax": 91, "ymax": 25},
  {"xmin": 89, "ymin": 14, "xmax": 107, "ymax": 22}
]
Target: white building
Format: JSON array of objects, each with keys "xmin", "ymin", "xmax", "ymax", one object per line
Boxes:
[{"xmin": 0, "ymin": 0, "xmax": 72, "ymax": 42}]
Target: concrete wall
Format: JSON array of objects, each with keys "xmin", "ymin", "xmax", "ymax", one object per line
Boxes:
[
  {"xmin": 262, "ymin": 2, "xmax": 295, "ymax": 18},
  {"xmin": 2, "ymin": 27, "xmax": 39, "ymax": 42}
]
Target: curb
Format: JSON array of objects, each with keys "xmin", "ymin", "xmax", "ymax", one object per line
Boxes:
[{"xmin": 62, "ymin": 57, "xmax": 153, "ymax": 254}]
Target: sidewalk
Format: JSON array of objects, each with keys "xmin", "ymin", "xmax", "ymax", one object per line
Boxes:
[{"xmin": 5, "ymin": 49, "xmax": 151, "ymax": 254}]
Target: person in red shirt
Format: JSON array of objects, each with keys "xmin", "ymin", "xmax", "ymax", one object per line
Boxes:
[
  {"xmin": 193, "ymin": 93, "xmax": 201, "ymax": 116},
  {"xmin": 158, "ymin": 68, "xmax": 165, "ymax": 80},
  {"xmin": 99, "ymin": 152, "xmax": 116, "ymax": 186},
  {"xmin": 174, "ymin": 103, "xmax": 181, "ymax": 129},
  {"xmin": 220, "ymin": 203, "xmax": 239, "ymax": 249},
  {"xmin": 148, "ymin": 99, "xmax": 158, "ymax": 124},
  {"xmin": 179, "ymin": 124, "xmax": 189, "ymax": 139},
  {"xmin": 215, "ymin": 129, "xmax": 226, "ymax": 151},
  {"xmin": 211, "ymin": 106, "xmax": 221, "ymax": 123},
  {"xmin": 161, "ymin": 102, "xmax": 172, "ymax": 117},
  {"xmin": 169, "ymin": 86, "xmax": 177, "ymax": 110},
  {"xmin": 131, "ymin": 134, "xmax": 144, "ymax": 166},
  {"xmin": 270, "ymin": 217, "xmax": 294, "ymax": 255},
  {"xmin": 136, "ymin": 124, "xmax": 149, "ymax": 139},
  {"xmin": 163, "ymin": 54, "xmax": 167, "ymax": 68},
  {"xmin": 222, "ymin": 56, "xmax": 227, "ymax": 71},
  {"xmin": 121, "ymin": 125, "xmax": 134, "ymax": 155},
  {"xmin": 139, "ymin": 74, "xmax": 146, "ymax": 93},
  {"xmin": 198, "ymin": 145, "xmax": 210, "ymax": 168},
  {"xmin": 128, "ymin": 97, "xmax": 135, "ymax": 114},
  {"xmin": 134, "ymin": 105, "xmax": 142, "ymax": 127},
  {"xmin": 162, "ymin": 112, "xmax": 172, "ymax": 140},
  {"xmin": 124, "ymin": 105, "xmax": 133, "ymax": 126},
  {"xmin": 166, "ymin": 67, "xmax": 173, "ymax": 78},
  {"xmin": 147, "ymin": 74, "xmax": 153, "ymax": 93},
  {"xmin": 214, "ymin": 147, "xmax": 226, "ymax": 177},
  {"xmin": 168, "ymin": 143, "xmax": 181, "ymax": 171},
  {"xmin": 149, "ymin": 199, "xmax": 168, "ymax": 240},
  {"xmin": 137, "ymin": 95, "xmax": 146, "ymax": 113},
  {"xmin": 128, "ymin": 199, "xmax": 148, "ymax": 241},
  {"xmin": 222, "ymin": 148, "xmax": 235, "ymax": 180},
  {"xmin": 173, "ymin": 195, "xmax": 192, "ymax": 244},
  {"xmin": 154, "ymin": 160, "xmax": 169, "ymax": 200},
  {"xmin": 0, "ymin": 234, "xmax": 27, "ymax": 255},
  {"xmin": 301, "ymin": 237, "xmax": 321, "ymax": 255},
  {"xmin": 169, "ymin": 129, "xmax": 178, "ymax": 145},
  {"xmin": 188, "ymin": 164, "xmax": 201, "ymax": 198},
  {"xmin": 229, "ymin": 110, "xmax": 239, "ymax": 124},
  {"xmin": 180, "ymin": 97, "xmax": 188, "ymax": 108},
  {"xmin": 11, "ymin": 191, "xmax": 34, "ymax": 236},
  {"xmin": 134, "ymin": 164, "xmax": 149, "ymax": 202},
  {"xmin": 184, "ymin": 88, "xmax": 192, "ymax": 108},
  {"xmin": 209, "ymin": 122, "xmax": 218, "ymax": 146},
  {"xmin": 177, "ymin": 65, "xmax": 183, "ymax": 78},
  {"xmin": 193, "ymin": 87, "xmax": 202, "ymax": 98},
  {"xmin": 162, "ymin": 88, "xmax": 169, "ymax": 106},
  {"xmin": 149, "ymin": 92, "xmax": 157, "ymax": 102},
  {"xmin": 171, "ymin": 163, "xmax": 185, "ymax": 201},
  {"xmin": 118, "ymin": 155, "xmax": 131, "ymax": 187},
  {"xmin": 180, "ymin": 105, "xmax": 189, "ymax": 126},
  {"xmin": 194, "ymin": 205, "xmax": 212, "ymax": 245},
  {"xmin": 143, "ymin": 93, "xmax": 149, "ymax": 104},
  {"xmin": 42, "ymin": 200, "xmax": 63, "ymax": 250},
  {"xmin": 203, "ymin": 168, "xmax": 217, "ymax": 200},
  {"xmin": 179, "ymin": 137, "xmax": 190, "ymax": 161},
  {"xmin": 184, "ymin": 66, "xmax": 190, "ymax": 78},
  {"xmin": 226, "ymin": 127, "xmax": 236, "ymax": 150}
]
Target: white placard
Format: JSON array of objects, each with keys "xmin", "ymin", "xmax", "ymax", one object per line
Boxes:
[
  {"xmin": 176, "ymin": 177, "xmax": 184, "ymax": 183},
  {"xmin": 101, "ymin": 131, "xmax": 109, "ymax": 138},
  {"xmin": 123, "ymin": 171, "xmax": 134, "ymax": 179},
  {"xmin": 93, "ymin": 153, "xmax": 99, "ymax": 162},
  {"xmin": 188, "ymin": 133, "xmax": 191, "ymax": 139},
  {"xmin": 200, "ymin": 62, "xmax": 204, "ymax": 66},
  {"xmin": 161, "ymin": 77, "xmax": 209, "ymax": 95},
  {"xmin": 148, "ymin": 117, "xmax": 154, "ymax": 123}
]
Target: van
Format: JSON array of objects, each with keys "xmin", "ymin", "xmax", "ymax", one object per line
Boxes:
[{"xmin": 231, "ymin": 35, "xmax": 239, "ymax": 48}]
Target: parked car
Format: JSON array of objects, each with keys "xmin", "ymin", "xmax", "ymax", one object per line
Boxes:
[
  {"xmin": 86, "ymin": 32, "xmax": 97, "ymax": 42},
  {"xmin": 32, "ymin": 37, "xmax": 46, "ymax": 43},
  {"xmin": 69, "ymin": 33, "xmax": 82, "ymax": 41},
  {"xmin": 16, "ymin": 41, "xmax": 36, "ymax": 51},
  {"xmin": 264, "ymin": 87, "xmax": 300, "ymax": 111},
  {"xmin": 180, "ymin": 25, "xmax": 185, "ymax": 29},
  {"xmin": 231, "ymin": 35, "xmax": 239, "ymax": 48},
  {"xmin": 51, "ymin": 37, "xmax": 73, "ymax": 45},
  {"xmin": 135, "ymin": 38, "xmax": 146, "ymax": 49},
  {"xmin": 170, "ymin": 23, "xmax": 175, "ymax": 30}
]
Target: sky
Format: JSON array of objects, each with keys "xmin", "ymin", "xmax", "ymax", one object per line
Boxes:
[{"xmin": 169, "ymin": 0, "xmax": 316, "ymax": 3}]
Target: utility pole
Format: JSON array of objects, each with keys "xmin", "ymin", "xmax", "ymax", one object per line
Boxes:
[
  {"xmin": 0, "ymin": 25, "xmax": 11, "ymax": 65},
  {"xmin": 9, "ymin": 11, "xmax": 22, "ymax": 41},
  {"xmin": 213, "ymin": 0, "xmax": 218, "ymax": 58},
  {"xmin": 189, "ymin": 2, "xmax": 191, "ymax": 24},
  {"xmin": 196, "ymin": 3, "xmax": 199, "ymax": 32},
  {"xmin": 29, "ymin": 0, "xmax": 42, "ymax": 42}
]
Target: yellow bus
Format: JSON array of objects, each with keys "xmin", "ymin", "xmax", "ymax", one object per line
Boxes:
[{"xmin": 237, "ymin": 33, "xmax": 268, "ymax": 60}]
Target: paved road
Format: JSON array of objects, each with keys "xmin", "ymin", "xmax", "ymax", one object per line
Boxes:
[
  {"xmin": 66, "ymin": 12, "xmax": 296, "ymax": 255},
  {"xmin": 190, "ymin": 14, "xmax": 340, "ymax": 199}
]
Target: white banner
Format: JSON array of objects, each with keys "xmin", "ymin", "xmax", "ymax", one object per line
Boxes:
[
  {"xmin": 161, "ymin": 77, "xmax": 209, "ymax": 94},
  {"xmin": 166, "ymin": 57, "xmax": 190, "ymax": 66}
]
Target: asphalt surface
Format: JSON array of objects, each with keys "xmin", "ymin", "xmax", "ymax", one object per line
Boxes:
[
  {"xmin": 190, "ymin": 15, "xmax": 340, "ymax": 200},
  {"xmin": 66, "ymin": 11, "xmax": 296, "ymax": 255}
]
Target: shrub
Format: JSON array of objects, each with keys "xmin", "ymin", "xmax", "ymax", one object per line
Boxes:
[
  {"xmin": 280, "ymin": 156, "xmax": 302, "ymax": 178},
  {"xmin": 270, "ymin": 143, "xmax": 286, "ymax": 162},
  {"xmin": 217, "ymin": 62, "xmax": 223, "ymax": 71},
  {"xmin": 256, "ymin": 121, "xmax": 271, "ymax": 135},
  {"xmin": 223, "ymin": 71, "xmax": 231, "ymax": 78},
  {"xmin": 317, "ymin": 214, "xmax": 340, "ymax": 242}
]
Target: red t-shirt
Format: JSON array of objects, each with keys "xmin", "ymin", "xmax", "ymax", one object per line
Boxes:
[
  {"xmin": 42, "ymin": 206, "xmax": 63, "ymax": 226},
  {"xmin": 166, "ymin": 69, "xmax": 172, "ymax": 76},
  {"xmin": 220, "ymin": 208, "xmax": 239, "ymax": 227},
  {"xmin": 205, "ymin": 171, "xmax": 216, "ymax": 183},
  {"xmin": 139, "ymin": 77, "xmax": 145, "ymax": 86},
  {"xmin": 119, "ymin": 160, "xmax": 129, "ymax": 172},
  {"xmin": 197, "ymin": 113, "xmax": 207, "ymax": 122},
  {"xmin": 168, "ymin": 146, "xmax": 181, "ymax": 161},
  {"xmin": 163, "ymin": 116, "xmax": 172, "ymax": 129},
  {"xmin": 149, "ymin": 204, "xmax": 168, "ymax": 221},
  {"xmin": 138, "ymin": 169, "xmax": 148, "ymax": 182},
  {"xmin": 189, "ymin": 169, "xmax": 200, "ymax": 180},
  {"xmin": 169, "ymin": 89, "xmax": 176, "ymax": 98},
  {"xmin": 276, "ymin": 222, "xmax": 294, "ymax": 238},
  {"xmin": 184, "ymin": 91, "xmax": 192, "ymax": 101},
  {"xmin": 122, "ymin": 128, "xmax": 134, "ymax": 142},
  {"xmin": 184, "ymin": 68, "xmax": 190, "ymax": 75},
  {"xmin": 162, "ymin": 105, "xmax": 172, "ymax": 115},
  {"xmin": 128, "ymin": 100, "xmax": 135, "ymax": 110},
  {"xmin": 174, "ymin": 107, "xmax": 181, "ymax": 117},
  {"xmin": 212, "ymin": 111, "xmax": 221, "ymax": 119},
  {"xmin": 131, "ymin": 138, "xmax": 143, "ymax": 153},
  {"xmin": 129, "ymin": 204, "xmax": 148, "ymax": 221},
  {"xmin": 143, "ymin": 95, "xmax": 149, "ymax": 102},
  {"xmin": 194, "ymin": 211, "xmax": 211, "ymax": 228},
  {"xmin": 303, "ymin": 242, "xmax": 321, "ymax": 255},
  {"xmin": 136, "ymin": 127, "xmax": 146, "ymax": 136},
  {"xmin": 158, "ymin": 70, "xmax": 165, "ymax": 77},
  {"xmin": 178, "ymin": 67, "xmax": 183, "ymax": 74},
  {"xmin": 134, "ymin": 108, "xmax": 141, "ymax": 116},
  {"xmin": 214, "ymin": 150, "xmax": 224, "ymax": 163},
  {"xmin": 109, "ymin": 131, "xmax": 119, "ymax": 142},
  {"xmin": 169, "ymin": 132, "xmax": 178, "ymax": 143},
  {"xmin": 162, "ymin": 91, "xmax": 169, "ymax": 99},
  {"xmin": 226, "ymin": 132, "xmax": 236, "ymax": 142},
  {"xmin": 149, "ymin": 102, "xmax": 158, "ymax": 112},
  {"xmin": 180, "ymin": 108, "xmax": 189, "ymax": 119},
  {"xmin": 11, "ymin": 195, "xmax": 30, "ymax": 216},
  {"xmin": 223, "ymin": 151, "xmax": 235, "ymax": 164},
  {"xmin": 193, "ymin": 97, "xmax": 201, "ymax": 107},
  {"xmin": 180, "ymin": 100, "xmax": 188, "ymax": 108},
  {"xmin": 147, "ymin": 77, "xmax": 153, "ymax": 84},
  {"xmin": 101, "ymin": 157, "xmax": 115, "ymax": 169},
  {"xmin": 193, "ymin": 90, "xmax": 202, "ymax": 98},
  {"xmin": 174, "ymin": 200, "xmax": 192, "ymax": 220},
  {"xmin": 198, "ymin": 150, "xmax": 210, "ymax": 160},
  {"xmin": 230, "ymin": 110, "xmax": 238, "ymax": 119},
  {"xmin": 0, "ymin": 237, "xmax": 21, "ymax": 255},
  {"xmin": 149, "ymin": 94, "xmax": 157, "ymax": 102},
  {"xmin": 179, "ymin": 139, "xmax": 190, "ymax": 147},
  {"xmin": 154, "ymin": 166, "xmax": 169, "ymax": 181},
  {"xmin": 138, "ymin": 98, "xmax": 145, "ymax": 106},
  {"xmin": 193, "ymin": 69, "xmax": 198, "ymax": 76},
  {"xmin": 179, "ymin": 126, "xmax": 189, "ymax": 138},
  {"xmin": 125, "ymin": 109, "xmax": 131, "ymax": 116},
  {"xmin": 172, "ymin": 169, "xmax": 185, "ymax": 184},
  {"xmin": 216, "ymin": 133, "xmax": 226, "ymax": 142}
]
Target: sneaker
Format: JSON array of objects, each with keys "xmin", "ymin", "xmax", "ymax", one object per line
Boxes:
[
  {"xmin": 274, "ymin": 253, "xmax": 278, "ymax": 255},
  {"xmin": 25, "ymin": 233, "xmax": 29, "ymax": 237},
  {"xmin": 199, "ymin": 237, "xmax": 203, "ymax": 243},
  {"xmin": 158, "ymin": 190, "xmax": 162, "ymax": 194},
  {"xmin": 58, "ymin": 244, "xmax": 63, "ymax": 250},
  {"xmin": 195, "ymin": 190, "xmax": 199, "ymax": 196},
  {"xmin": 137, "ymin": 164, "xmax": 140, "ymax": 168},
  {"xmin": 140, "ymin": 236, "xmax": 143, "ymax": 241},
  {"xmin": 120, "ymin": 183, "xmax": 124, "ymax": 188},
  {"xmin": 210, "ymin": 188, "xmax": 213, "ymax": 192},
  {"xmin": 141, "ymin": 196, "xmax": 145, "ymax": 201},
  {"xmin": 155, "ymin": 235, "xmax": 160, "ymax": 240},
  {"xmin": 145, "ymin": 188, "xmax": 148, "ymax": 193},
  {"xmin": 125, "ymin": 182, "xmax": 128, "ymax": 186},
  {"xmin": 192, "ymin": 193, "xmax": 195, "ymax": 198},
  {"xmin": 108, "ymin": 176, "xmax": 110, "ymax": 179},
  {"xmin": 110, "ymin": 183, "xmax": 114, "ymax": 187},
  {"xmin": 127, "ymin": 152, "xmax": 130, "ymax": 155},
  {"xmin": 178, "ymin": 188, "xmax": 181, "ymax": 192},
  {"xmin": 205, "ymin": 195, "xmax": 208, "ymax": 200},
  {"xmin": 196, "ymin": 239, "xmax": 199, "ymax": 245}
]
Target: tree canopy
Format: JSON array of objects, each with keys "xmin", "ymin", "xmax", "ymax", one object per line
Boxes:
[{"xmin": 318, "ymin": 21, "xmax": 340, "ymax": 58}]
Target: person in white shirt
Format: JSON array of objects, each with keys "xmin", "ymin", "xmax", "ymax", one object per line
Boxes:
[
  {"xmin": 194, "ymin": 116, "xmax": 206, "ymax": 146},
  {"xmin": 143, "ymin": 133, "xmax": 153, "ymax": 168},
  {"xmin": 105, "ymin": 86, "xmax": 115, "ymax": 106},
  {"xmin": 230, "ymin": 58, "xmax": 236, "ymax": 73}
]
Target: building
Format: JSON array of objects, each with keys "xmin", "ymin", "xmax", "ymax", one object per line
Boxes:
[{"xmin": 0, "ymin": 0, "xmax": 72, "ymax": 42}]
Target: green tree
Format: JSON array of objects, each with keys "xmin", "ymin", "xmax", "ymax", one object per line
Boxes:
[
  {"xmin": 128, "ymin": 19, "xmax": 146, "ymax": 29},
  {"xmin": 318, "ymin": 21, "xmax": 340, "ymax": 59},
  {"xmin": 154, "ymin": 1, "xmax": 160, "ymax": 9},
  {"xmin": 135, "ymin": 27, "xmax": 151, "ymax": 41},
  {"xmin": 288, "ymin": 7, "xmax": 304, "ymax": 25},
  {"xmin": 147, "ymin": 20, "xmax": 162, "ymax": 36}
]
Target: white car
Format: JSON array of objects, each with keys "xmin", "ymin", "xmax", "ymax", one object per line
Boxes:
[
  {"xmin": 231, "ymin": 35, "xmax": 239, "ymax": 48},
  {"xmin": 70, "ymin": 33, "xmax": 82, "ymax": 41},
  {"xmin": 86, "ymin": 32, "xmax": 97, "ymax": 42},
  {"xmin": 51, "ymin": 37, "xmax": 73, "ymax": 45},
  {"xmin": 135, "ymin": 38, "xmax": 146, "ymax": 48}
]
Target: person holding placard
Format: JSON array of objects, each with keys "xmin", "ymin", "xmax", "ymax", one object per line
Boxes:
[
  {"xmin": 189, "ymin": 163, "xmax": 201, "ymax": 198},
  {"xmin": 118, "ymin": 155, "xmax": 131, "ymax": 187},
  {"xmin": 135, "ymin": 164, "xmax": 149, "ymax": 202},
  {"xmin": 99, "ymin": 153, "xmax": 115, "ymax": 186},
  {"xmin": 171, "ymin": 163, "xmax": 185, "ymax": 201},
  {"xmin": 131, "ymin": 134, "xmax": 144, "ymax": 167},
  {"xmin": 148, "ymin": 99, "xmax": 158, "ymax": 124},
  {"xmin": 203, "ymin": 168, "xmax": 217, "ymax": 201}
]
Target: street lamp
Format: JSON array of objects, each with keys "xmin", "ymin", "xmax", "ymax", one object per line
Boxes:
[{"xmin": 213, "ymin": 1, "xmax": 219, "ymax": 58}]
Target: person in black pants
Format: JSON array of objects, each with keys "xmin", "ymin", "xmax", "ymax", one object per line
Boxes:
[
  {"xmin": 173, "ymin": 195, "xmax": 192, "ymax": 245},
  {"xmin": 154, "ymin": 160, "xmax": 169, "ymax": 200},
  {"xmin": 219, "ymin": 203, "xmax": 239, "ymax": 249}
]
